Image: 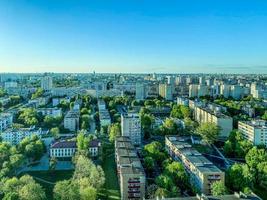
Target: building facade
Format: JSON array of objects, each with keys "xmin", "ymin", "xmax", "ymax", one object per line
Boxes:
[
  {"xmin": 165, "ymin": 136, "xmax": 225, "ymax": 195},
  {"xmin": 121, "ymin": 113, "xmax": 142, "ymax": 145}
]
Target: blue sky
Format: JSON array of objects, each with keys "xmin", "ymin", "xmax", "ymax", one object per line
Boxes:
[{"xmin": 0, "ymin": 0, "xmax": 267, "ymax": 73}]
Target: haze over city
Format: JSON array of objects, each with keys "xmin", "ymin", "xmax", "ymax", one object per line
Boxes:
[{"xmin": 1, "ymin": 0, "xmax": 267, "ymax": 73}]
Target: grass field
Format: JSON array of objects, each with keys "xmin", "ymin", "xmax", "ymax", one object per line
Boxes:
[
  {"xmin": 98, "ymin": 151, "xmax": 120, "ymax": 200},
  {"xmin": 23, "ymin": 170, "xmax": 73, "ymax": 199}
]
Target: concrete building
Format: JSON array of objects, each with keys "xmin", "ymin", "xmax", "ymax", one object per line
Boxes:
[
  {"xmin": 135, "ymin": 83, "xmax": 146, "ymax": 101},
  {"xmin": 64, "ymin": 111, "xmax": 80, "ymax": 131},
  {"xmin": 159, "ymin": 83, "xmax": 173, "ymax": 100},
  {"xmin": 238, "ymin": 120, "xmax": 267, "ymax": 147},
  {"xmin": 37, "ymin": 108, "xmax": 62, "ymax": 118},
  {"xmin": 1, "ymin": 126, "xmax": 44, "ymax": 145},
  {"xmin": 165, "ymin": 136, "xmax": 225, "ymax": 195},
  {"xmin": 41, "ymin": 76, "xmax": 53, "ymax": 91},
  {"xmin": 0, "ymin": 113, "xmax": 13, "ymax": 132},
  {"xmin": 50, "ymin": 139, "xmax": 101, "ymax": 158},
  {"xmin": 189, "ymin": 84, "xmax": 199, "ymax": 98},
  {"xmin": 99, "ymin": 109, "xmax": 111, "ymax": 127},
  {"xmin": 194, "ymin": 105, "xmax": 233, "ymax": 139},
  {"xmin": 115, "ymin": 137, "xmax": 146, "ymax": 200},
  {"xmin": 146, "ymin": 192, "xmax": 262, "ymax": 200},
  {"xmin": 177, "ymin": 97, "xmax": 189, "ymax": 106},
  {"xmin": 98, "ymin": 99, "xmax": 107, "ymax": 110},
  {"xmin": 121, "ymin": 113, "xmax": 142, "ymax": 145}
]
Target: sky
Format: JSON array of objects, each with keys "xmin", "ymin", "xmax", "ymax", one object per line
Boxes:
[{"xmin": 0, "ymin": 0, "xmax": 267, "ymax": 74}]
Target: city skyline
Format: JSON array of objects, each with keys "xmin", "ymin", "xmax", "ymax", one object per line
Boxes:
[{"xmin": 1, "ymin": 0, "xmax": 267, "ymax": 74}]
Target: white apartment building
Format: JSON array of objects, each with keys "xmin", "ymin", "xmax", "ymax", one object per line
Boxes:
[
  {"xmin": 135, "ymin": 83, "xmax": 146, "ymax": 101},
  {"xmin": 99, "ymin": 109, "xmax": 111, "ymax": 127},
  {"xmin": 37, "ymin": 108, "xmax": 62, "ymax": 118},
  {"xmin": 115, "ymin": 137, "xmax": 146, "ymax": 200},
  {"xmin": 194, "ymin": 105, "xmax": 233, "ymax": 139},
  {"xmin": 121, "ymin": 113, "xmax": 142, "ymax": 145},
  {"xmin": 50, "ymin": 139, "xmax": 101, "ymax": 158},
  {"xmin": 64, "ymin": 111, "xmax": 80, "ymax": 131},
  {"xmin": 0, "ymin": 113, "xmax": 13, "ymax": 132},
  {"xmin": 165, "ymin": 136, "xmax": 225, "ymax": 195},
  {"xmin": 1, "ymin": 127, "xmax": 44, "ymax": 145},
  {"xmin": 159, "ymin": 83, "xmax": 173, "ymax": 100},
  {"xmin": 41, "ymin": 76, "xmax": 53, "ymax": 91},
  {"xmin": 238, "ymin": 120, "xmax": 267, "ymax": 147},
  {"xmin": 177, "ymin": 97, "xmax": 189, "ymax": 106},
  {"xmin": 98, "ymin": 99, "xmax": 107, "ymax": 110}
]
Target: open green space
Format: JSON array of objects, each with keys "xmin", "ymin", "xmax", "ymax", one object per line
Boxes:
[{"xmin": 98, "ymin": 150, "xmax": 120, "ymax": 200}]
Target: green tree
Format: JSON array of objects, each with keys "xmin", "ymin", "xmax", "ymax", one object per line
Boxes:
[
  {"xmin": 197, "ymin": 122, "xmax": 220, "ymax": 144},
  {"xmin": 144, "ymin": 156, "xmax": 155, "ymax": 172},
  {"xmin": 50, "ymin": 127, "xmax": 60, "ymax": 138},
  {"xmin": 211, "ymin": 181, "xmax": 227, "ymax": 196},
  {"xmin": 109, "ymin": 123, "xmax": 121, "ymax": 142}
]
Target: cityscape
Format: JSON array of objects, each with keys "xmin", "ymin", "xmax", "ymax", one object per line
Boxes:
[{"xmin": 1, "ymin": 1, "xmax": 267, "ymax": 200}]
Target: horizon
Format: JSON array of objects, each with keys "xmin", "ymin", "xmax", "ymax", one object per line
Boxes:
[{"xmin": 1, "ymin": 0, "xmax": 267, "ymax": 74}]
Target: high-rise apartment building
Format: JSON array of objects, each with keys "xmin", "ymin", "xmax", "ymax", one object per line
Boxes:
[
  {"xmin": 115, "ymin": 137, "xmax": 146, "ymax": 200},
  {"xmin": 121, "ymin": 113, "xmax": 142, "ymax": 145},
  {"xmin": 41, "ymin": 76, "xmax": 53, "ymax": 91},
  {"xmin": 159, "ymin": 83, "xmax": 173, "ymax": 100},
  {"xmin": 135, "ymin": 83, "xmax": 146, "ymax": 101}
]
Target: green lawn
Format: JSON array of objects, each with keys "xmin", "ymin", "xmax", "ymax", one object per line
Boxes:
[
  {"xmin": 98, "ymin": 151, "xmax": 120, "ymax": 200},
  {"xmin": 23, "ymin": 170, "xmax": 73, "ymax": 199}
]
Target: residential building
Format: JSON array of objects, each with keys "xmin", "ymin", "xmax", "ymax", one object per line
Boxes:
[
  {"xmin": 1, "ymin": 126, "xmax": 44, "ymax": 145},
  {"xmin": 238, "ymin": 120, "xmax": 267, "ymax": 147},
  {"xmin": 135, "ymin": 83, "xmax": 146, "ymax": 101},
  {"xmin": 121, "ymin": 113, "xmax": 142, "ymax": 145},
  {"xmin": 50, "ymin": 139, "xmax": 101, "ymax": 158},
  {"xmin": 177, "ymin": 97, "xmax": 189, "ymax": 106},
  {"xmin": 194, "ymin": 105, "xmax": 233, "ymax": 139},
  {"xmin": 41, "ymin": 76, "xmax": 53, "ymax": 91},
  {"xmin": 165, "ymin": 136, "xmax": 225, "ymax": 195},
  {"xmin": 37, "ymin": 108, "xmax": 62, "ymax": 118},
  {"xmin": 64, "ymin": 110, "xmax": 80, "ymax": 131},
  {"xmin": 115, "ymin": 137, "xmax": 146, "ymax": 200},
  {"xmin": 159, "ymin": 83, "xmax": 173, "ymax": 100},
  {"xmin": 99, "ymin": 109, "xmax": 111, "ymax": 127},
  {"xmin": 0, "ymin": 113, "xmax": 13, "ymax": 132}
]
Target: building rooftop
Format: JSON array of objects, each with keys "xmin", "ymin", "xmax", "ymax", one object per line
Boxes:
[{"xmin": 166, "ymin": 136, "xmax": 222, "ymax": 174}]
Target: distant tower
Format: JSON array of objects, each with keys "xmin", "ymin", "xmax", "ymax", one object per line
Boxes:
[{"xmin": 41, "ymin": 75, "xmax": 53, "ymax": 91}]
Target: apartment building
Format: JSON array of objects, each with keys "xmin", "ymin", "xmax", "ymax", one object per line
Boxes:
[
  {"xmin": 159, "ymin": 83, "xmax": 173, "ymax": 100},
  {"xmin": 0, "ymin": 113, "xmax": 13, "ymax": 132},
  {"xmin": 64, "ymin": 110, "xmax": 80, "ymax": 131},
  {"xmin": 177, "ymin": 97, "xmax": 189, "ymax": 106},
  {"xmin": 194, "ymin": 105, "xmax": 233, "ymax": 139},
  {"xmin": 1, "ymin": 126, "xmax": 44, "ymax": 145},
  {"xmin": 99, "ymin": 109, "xmax": 111, "ymax": 127},
  {"xmin": 41, "ymin": 76, "xmax": 53, "ymax": 91},
  {"xmin": 238, "ymin": 120, "xmax": 267, "ymax": 147},
  {"xmin": 121, "ymin": 113, "xmax": 142, "ymax": 145},
  {"xmin": 165, "ymin": 136, "xmax": 225, "ymax": 195},
  {"xmin": 135, "ymin": 82, "xmax": 146, "ymax": 101},
  {"xmin": 50, "ymin": 139, "xmax": 101, "ymax": 158},
  {"xmin": 37, "ymin": 108, "xmax": 62, "ymax": 118},
  {"xmin": 115, "ymin": 137, "xmax": 146, "ymax": 200}
]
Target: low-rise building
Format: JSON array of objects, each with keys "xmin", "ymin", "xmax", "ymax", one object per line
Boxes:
[
  {"xmin": 238, "ymin": 120, "xmax": 267, "ymax": 147},
  {"xmin": 115, "ymin": 137, "xmax": 146, "ymax": 200},
  {"xmin": 50, "ymin": 139, "xmax": 101, "ymax": 158},
  {"xmin": 1, "ymin": 126, "xmax": 44, "ymax": 145},
  {"xmin": 37, "ymin": 108, "xmax": 62, "ymax": 118},
  {"xmin": 0, "ymin": 113, "xmax": 13, "ymax": 132},
  {"xmin": 64, "ymin": 110, "xmax": 80, "ymax": 131},
  {"xmin": 165, "ymin": 136, "xmax": 225, "ymax": 195}
]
